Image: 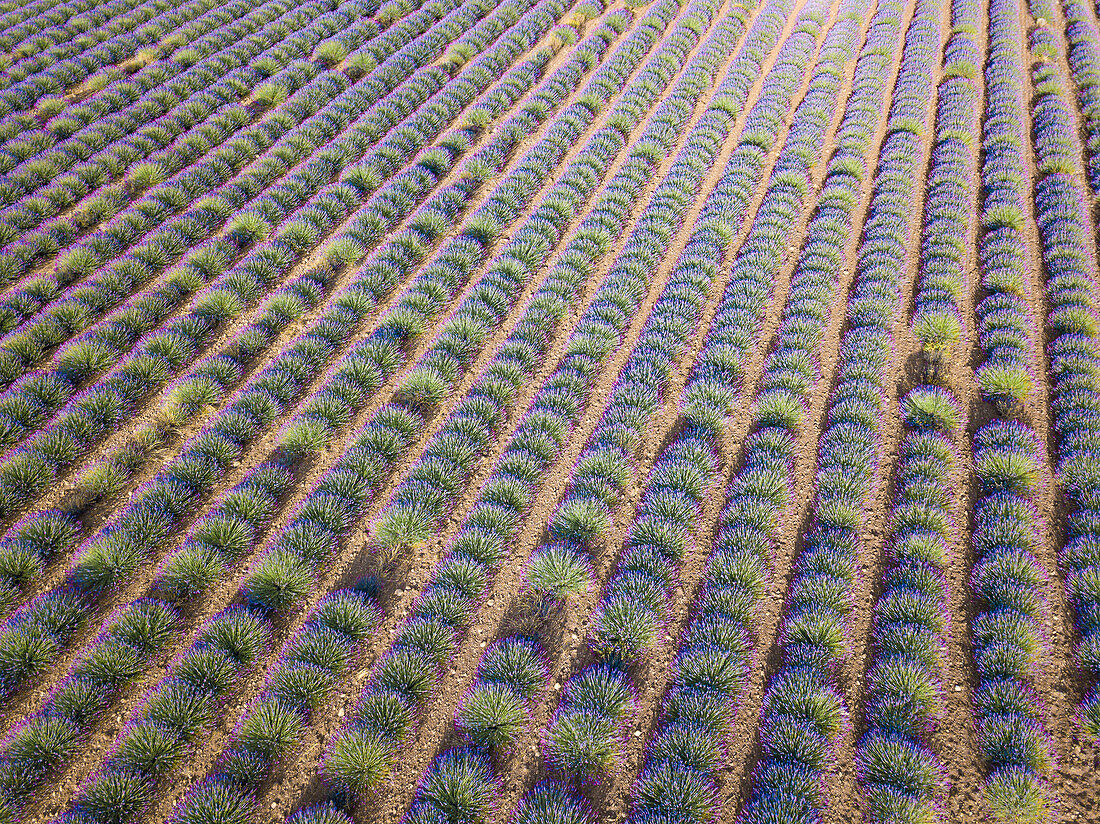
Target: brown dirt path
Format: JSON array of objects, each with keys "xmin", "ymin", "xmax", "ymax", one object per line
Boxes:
[{"xmin": 913, "ymin": 0, "xmax": 987, "ymax": 818}]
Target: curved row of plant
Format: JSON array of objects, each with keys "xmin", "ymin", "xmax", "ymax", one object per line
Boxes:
[
  {"xmin": 972, "ymin": 2, "xmax": 1038, "ymax": 420},
  {"xmin": 853, "ymin": 1, "xmax": 983, "ymax": 819},
  {"xmin": 1055, "ymin": 0, "xmax": 1100, "ymax": 196},
  {"xmin": 0, "ymin": 0, "xmax": 306, "ymax": 218},
  {"xmin": 0, "ymin": 0, "xmax": 610, "ymax": 656},
  {"xmin": 0, "ymin": 0, "xmax": 118, "ymax": 64},
  {"xmin": 0, "ymin": 51, "xmax": 567, "ymax": 818},
  {"xmin": 940, "ymin": 1, "xmax": 1066, "ymax": 818},
  {"xmin": 0, "ymin": 0, "xmax": 218, "ymax": 119},
  {"xmin": 381, "ymin": 0, "xmax": 853, "ymax": 817},
  {"xmin": 507, "ymin": 0, "xmax": 920, "ymax": 818},
  {"xmin": 619, "ymin": 0, "xmax": 917, "ymax": 818},
  {"xmin": 0, "ymin": 30, "xmax": 569, "ymax": 589},
  {"xmin": 540, "ymin": 4, "xmax": 871, "ymax": 811},
  {"xmin": 1021, "ymin": 0, "xmax": 1100, "ymax": 740},
  {"xmin": 732, "ymin": 0, "xmax": 944, "ymax": 821},
  {"xmin": 0, "ymin": 0, "xmax": 470, "ymax": 265}
]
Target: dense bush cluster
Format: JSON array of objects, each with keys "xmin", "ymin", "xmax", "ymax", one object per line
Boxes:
[
  {"xmin": 399, "ymin": 638, "xmax": 547, "ymax": 824},
  {"xmin": 976, "ymin": 0, "xmax": 1036, "ymax": 425},
  {"xmin": 971, "ymin": 421, "xmax": 1051, "ymax": 819},
  {"xmin": 913, "ymin": 1, "xmax": 979, "ymax": 386},
  {"xmin": 0, "ymin": 597, "xmax": 179, "ymax": 820},
  {"xmin": 68, "ymin": 605, "xmax": 272, "ymax": 822}
]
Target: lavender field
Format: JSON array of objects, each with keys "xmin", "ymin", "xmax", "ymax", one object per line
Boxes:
[{"xmin": 0, "ymin": 0, "xmax": 1097, "ymax": 820}]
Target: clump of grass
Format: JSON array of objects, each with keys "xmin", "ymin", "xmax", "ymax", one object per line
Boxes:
[
  {"xmin": 978, "ymin": 365, "xmax": 1033, "ymax": 415},
  {"xmin": 985, "ymin": 767, "xmax": 1046, "ymax": 824},
  {"xmin": 902, "ymin": 386, "xmax": 961, "ymax": 432},
  {"xmin": 513, "ymin": 783, "xmax": 594, "ymax": 824},
  {"xmin": 412, "ymin": 749, "xmax": 497, "ymax": 822},
  {"xmin": 373, "ymin": 504, "xmax": 436, "ymax": 560},
  {"xmin": 323, "ymin": 726, "xmax": 393, "ymax": 796},
  {"xmin": 525, "ymin": 543, "xmax": 591, "ymax": 603},
  {"xmin": 550, "ymin": 498, "xmax": 609, "ymax": 545},
  {"xmin": 913, "ymin": 310, "xmax": 960, "ymax": 374}
]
